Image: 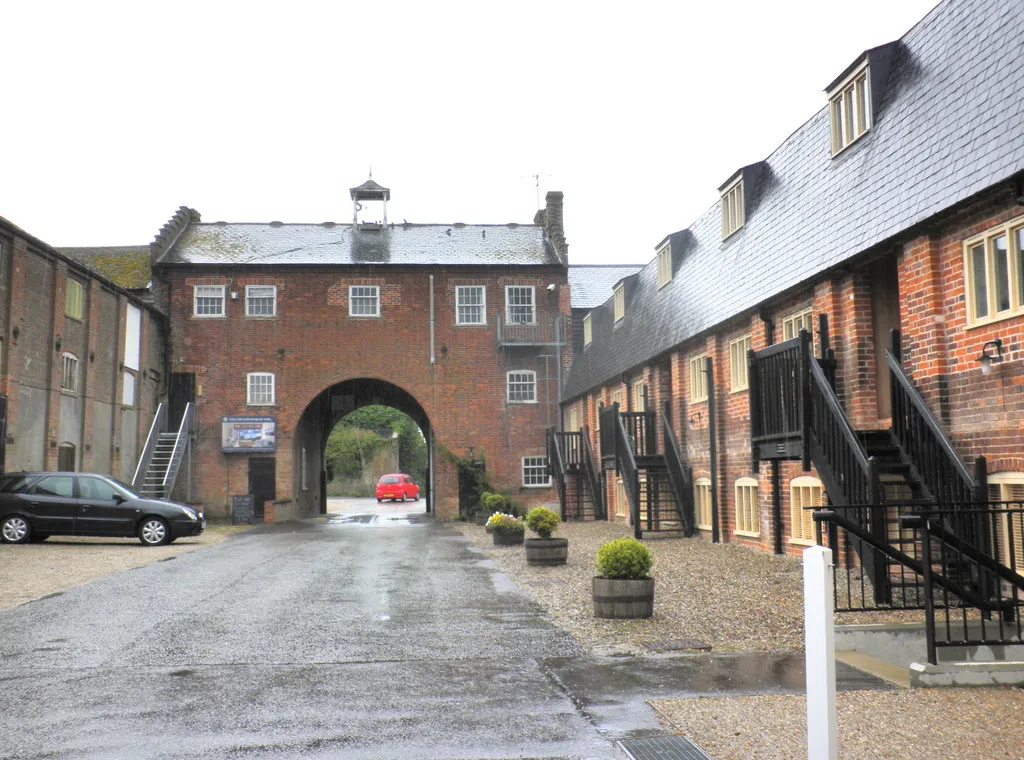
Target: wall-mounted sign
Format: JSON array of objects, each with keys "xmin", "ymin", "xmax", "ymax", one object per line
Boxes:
[{"xmin": 222, "ymin": 416, "xmax": 276, "ymax": 453}]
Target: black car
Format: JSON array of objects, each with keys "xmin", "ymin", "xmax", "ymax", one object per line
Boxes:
[{"xmin": 0, "ymin": 472, "xmax": 205, "ymax": 546}]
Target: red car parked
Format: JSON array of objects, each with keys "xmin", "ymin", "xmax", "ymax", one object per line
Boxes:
[{"xmin": 375, "ymin": 473, "xmax": 420, "ymax": 502}]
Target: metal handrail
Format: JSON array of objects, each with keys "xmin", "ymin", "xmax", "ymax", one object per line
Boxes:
[
  {"xmin": 161, "ymin": 403, "xmax": 194, "ymax": 495},
  {"xmin": 133, "ymin": 403, "xmax": 166, "ymax": 490},
  {"xmin": 660, "ymin": 404, "xmax": 695, "ymax": 536}
]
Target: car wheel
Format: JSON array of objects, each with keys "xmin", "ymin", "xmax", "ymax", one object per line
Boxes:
[
  {"xmin": 414, "ymin": 492, "xmax": 420, "ymax": 501},
  {"xmin": 377, "ymin": 498, "xmax": 383, "ymax": 503},
  {"xmin": 401, "ymin": 493, "xmax": 407, "ymax": 502},
  {"xmin": 1, "ymin": 516, "xmax": 31, "ymax": 544},
  {"xmin": 29, "ymin": 534, "xmax": 50, "ymax": 543},
  {"xmin": 139, "ymin": 517, "xmax": 170, "ymax": 546}
]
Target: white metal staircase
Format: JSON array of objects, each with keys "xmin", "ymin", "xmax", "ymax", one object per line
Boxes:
[{"xmin": 133, "ymin": 403, "xmax": 194, "ymax": 500}]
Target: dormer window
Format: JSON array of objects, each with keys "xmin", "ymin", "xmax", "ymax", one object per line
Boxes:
[
  {"xmin": 583, "ymin": 312, "xmax": 593, "ymax": 346},
  {"xmin": 721, "ymin": 177, "xmax": 744, "ymax": 239},
  {"xmin": 656, "ymin": 242, "xmax": 672, "ymax": 288},
  {"xmin": 829, "ymin": 62, "xmax": 871, "ymax": 155},
  {"xmin": 613, "ymin": 283, "xmax": 625, "ymax": 322}
]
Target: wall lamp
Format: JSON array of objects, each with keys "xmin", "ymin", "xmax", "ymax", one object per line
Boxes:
[
  {"xmin": 978, "ymin": 338, "xmax": 1004, "ymax": 376},
  {"xmin": 688, "ymin": 412, "xmax": 702, "ymax": 429},
  {"xmin": 55, "ymin": 336, "xmax": 62, "ymax": 352}
]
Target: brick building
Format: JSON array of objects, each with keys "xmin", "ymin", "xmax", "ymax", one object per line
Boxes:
[
  {"xmin": 144, "ymin": 180, "xmax": 569, "ymax": 520},
  {"xmin": 0, "ymin": 217, "xmax": 165, "ymax": 480},
  {"xmin": 557, "ymin": 0, "xmax": 1024, "ymax": 566}
]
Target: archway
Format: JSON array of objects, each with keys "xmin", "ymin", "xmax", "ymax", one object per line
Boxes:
[{"xmin": 294, "ymin": 378, "xmax": 434, "ymax": 516}]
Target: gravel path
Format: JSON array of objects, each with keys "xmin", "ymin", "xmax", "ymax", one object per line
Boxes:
[
  {"xmin": 455, "ymin": 519, "xmax": 1024, "ymax": 760},
  {"xmin": 0, "ymin": 523, "xmax": 253, "ymax": 609}
]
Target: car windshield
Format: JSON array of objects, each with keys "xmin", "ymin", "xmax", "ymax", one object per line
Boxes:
[{"xmin": 381, "ymin": 476, "xmax": 400, "ymax": 484}]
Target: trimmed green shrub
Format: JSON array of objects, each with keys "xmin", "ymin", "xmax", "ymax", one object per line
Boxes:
[
  {"xmin": 595, "ymin": 538, "xmax": 653, "ymax": 580},
  {"xmin": 525, "ymin": 507, "xmax": 560, "ymax": 539},
  {"xmin": 483, "ymin": 492, "xmax": 513, "ymax": 513}
]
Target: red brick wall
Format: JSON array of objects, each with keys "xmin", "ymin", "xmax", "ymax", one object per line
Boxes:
[{"xmin": 160, "ymin": 265, "xmax": 568, "ymax": 519}]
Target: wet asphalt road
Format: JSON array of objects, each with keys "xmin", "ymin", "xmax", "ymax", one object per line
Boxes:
[{"xmin": 0, "ymin": 498, "xmax": 889, "ymax": 759}]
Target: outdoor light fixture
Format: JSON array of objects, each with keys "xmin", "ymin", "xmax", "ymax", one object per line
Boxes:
[
  {"xmin": 688, "ymin": 412, "xmax": 702, "ymax": 429},
  {"xmin": 55, "ymin": 336, "xmax": 62, "ymax": 352},
  {"xmin": 978, "ymin": 338, "xmax": 1004, "ymax": 376}
]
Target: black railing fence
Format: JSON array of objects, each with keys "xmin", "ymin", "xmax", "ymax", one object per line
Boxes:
[{"xmin": 815, "ymin": 501, "xmax": 1024, "ymax": 664}]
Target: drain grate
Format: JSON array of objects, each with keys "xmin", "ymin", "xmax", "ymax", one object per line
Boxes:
[
  {"xmin": 639, "ymin": 639, "xmax": 711, "ymax": 652},
  {"xmin": 617, "ymin": 735, "xmax": 715, "ymax": 760}
]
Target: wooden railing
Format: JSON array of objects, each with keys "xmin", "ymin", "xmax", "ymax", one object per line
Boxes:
[
  {"xmin": 885, "ymin": 341, "xmax": 977, "ymax": 505},
  {"xmin": 748, "ymin": 336, "xmax": 803, "ymax": 461},
  {"xmin": 661, "ymin": 403, "xmax": 695, "ymax": 536},
  {"xmin": 605, "ymin": 407, "xmax": 641, "ymax": 538},
  {"xmin": 620, "ymin": 410, "xmax": 657, "ymax": 458},
  {"xmin": 580, "ymin": 425, "xmax": 604, "ymax": 519},
  {"xmin": 546, "ymin": 428, "xmax": 568, "ymax": 518}
]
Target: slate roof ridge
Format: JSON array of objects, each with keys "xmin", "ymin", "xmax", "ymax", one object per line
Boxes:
[
  {"xmin": 191, "ymin": 221, "xmax": 542, "ymax": 229},
  {"xmin": 562, "ymin": 0, "xmax": 1024, "ymax": 401}
]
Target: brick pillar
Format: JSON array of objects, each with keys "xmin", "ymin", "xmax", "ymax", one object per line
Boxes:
[{"xmin": 898, "ymin": 235, "xmax": 949, "ymax": 415}]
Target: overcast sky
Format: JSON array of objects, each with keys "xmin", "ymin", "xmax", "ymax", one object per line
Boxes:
[{"xmin": 2, "ymin": 0, "xmax": 939, "ymax": 266}]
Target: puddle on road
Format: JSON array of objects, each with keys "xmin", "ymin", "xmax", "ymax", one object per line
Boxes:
[{"xmin": 327, "ymin": 513, "xmax": 428, "ymax": 528}]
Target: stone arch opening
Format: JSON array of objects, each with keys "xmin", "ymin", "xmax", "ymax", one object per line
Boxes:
[{"xmin": 294, "ymin": 378, "xmax": 434, "ymax": 516}]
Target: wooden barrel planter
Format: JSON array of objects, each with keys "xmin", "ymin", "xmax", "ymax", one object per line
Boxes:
[
  {"xmin": 492, "ymin": 529, "xmax": 524, "ymax": 546},
  {"xmin": 592, "ymin": 577, "xmax": 655, "ymax": 619},
  {"xmin": 524, "ymin": 538, "xmax": 569, "ymax": 566}
]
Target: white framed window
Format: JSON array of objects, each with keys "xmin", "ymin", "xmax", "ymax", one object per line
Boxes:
[
  {"xmin": 964, "ymin": 219, "xmax": 1024, "ymax": 327},
  {"xmin": 194, "ymin": 285, "xmax": 226, "ymax": 317},
  {"xmin": 505, "ymin": 286, "xmax": 535, "ymax": 324},
  {"xmin": 349, "ymin": 285, "xmax": 380, "ymax": 317},
  {"xmin": 522, "ymin": 456, "xmax": 550, "ymax": 487},
  {"xmin": 829, "ymin": 63, "xmax": 871, "ymax": 155},
  {"xmin": 611, "ymin": 387, "xmax": 625, "ymax": 410},
  {"xmin": 729, "ymin": 335, "xmax": 753, "ymax": 392},
  {"xmin": 583, "ymin": 312, "xmax": 593, "ymax": 347},
  {"xmin": 656, "ymin": 242, "xmax": 673, "ymax": 288},
  {"xmin": 613, "ymin": 283, "xmax": 625, "ymax": 322},
  {"xmin": 247, "ymin": 372, "xmax": 275, "ymax": 405},
  {"xmin": 782, "ymin": 308, "xmax": 814, "ymax": 341},
  {"xmin": 61, "ymin": 353, "xmax": 79, "ymax": 394},
  {"xmin": 65, "ymin": 279, "xmax": 85, "ymax": 320},
  {"xmin": 735, "ymin": 477, "xmax": 760, "ymax": 536},
  {"xmin": 122, "ymin": 370, "xmax": 136, "ymax": 407},
  {"xmin": 689, "ymin": 354, "xmax": 708, "ymax": 402},
  {"xmin": 456, "ymin": 285, "xmax": 486, "ymax": 325},
  {"xmin": 124, "ymin": 303, "xmax": 141, "ymax": 371},
  {"xmin": 631, "ymin": 379, "xmax": 645, "ymax": 412},
  {"xmin": 694, "ymin": 477, "xmax": 712, "ymax": 530},
  {"xmin": 988, "ymin": 473, "xmax": 1024, "ymax": 572},
  {"xmin": 246, "ymin": 285, "xmax": 277, "ymax": 317},
  {"xmin": 506, "ymin": 370, "xmax": 537, "ymax": 403},
  {"xmin": 721, "ymin": 178, "xmax": 744, "ymax": 239},
  {"xmin": 790, "ymin": 476, "xmax": 824, "ymax": 543},
  {"xmin": 567, "ymin": 406, "xmax": 580, "ymax": 432},
  {"xmin": 615, "ymin": 477, "xmax": 628, "ymax": 518}
]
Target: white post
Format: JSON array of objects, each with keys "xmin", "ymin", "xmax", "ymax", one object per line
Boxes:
[{"xmin": 804, "ymin": 545, "xmax": 838, "ymax": 760}]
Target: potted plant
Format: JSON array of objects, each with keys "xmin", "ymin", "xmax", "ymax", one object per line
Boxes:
[
  {"xmin": 524, "ymin": 506, "xmax": 568, "ymax": 566},
  {"xmin": 489, "ymin": 513, "xmax": 525, "ymax": 546},
  {"xmin": 592, "ymin": 537, "xmax": 654, "ymax": 619}
]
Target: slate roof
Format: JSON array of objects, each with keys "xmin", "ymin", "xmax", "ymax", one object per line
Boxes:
[
  {"xmin": 569, "ymin": 265, "xmax": 644, "ymax": 309},
  {"xmin": 564, "ymin": 0, "xmax": 1024, "ymax": 400},
  {"xmin": 155, "ymin": 222, "xmax": 561, "ymax": 267},
  {"xmin": 60, "ymin": 246, "xmax": 152, "ymax": 290}
]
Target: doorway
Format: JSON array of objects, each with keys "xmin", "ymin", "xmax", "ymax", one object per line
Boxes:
[
  {"xmin": 869, "ymin": 256, "xmax": 902, "ymax": 419},
  {"xmin": 58, "ymin": 443, "xmax": 76, "ymax": 472},
  {"xmin": 248, "ymin": 457, "xmax": 276, "ymax": 522},
  {"xmin": 168, "ymin": 373, "xmax": 196, "ymax": 430}
]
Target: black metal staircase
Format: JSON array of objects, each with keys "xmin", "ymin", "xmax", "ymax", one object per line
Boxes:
[
  {"xmin": 547, "ymin": 426, "xmax": 604, "ymax": 521},
  {"xmin": 749, "ymin": 326, "xmax": 1024, "ymax": 657},
  {"xmin": 597, "ymin": 401, "xmax": 691, "ymax": 539}
]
